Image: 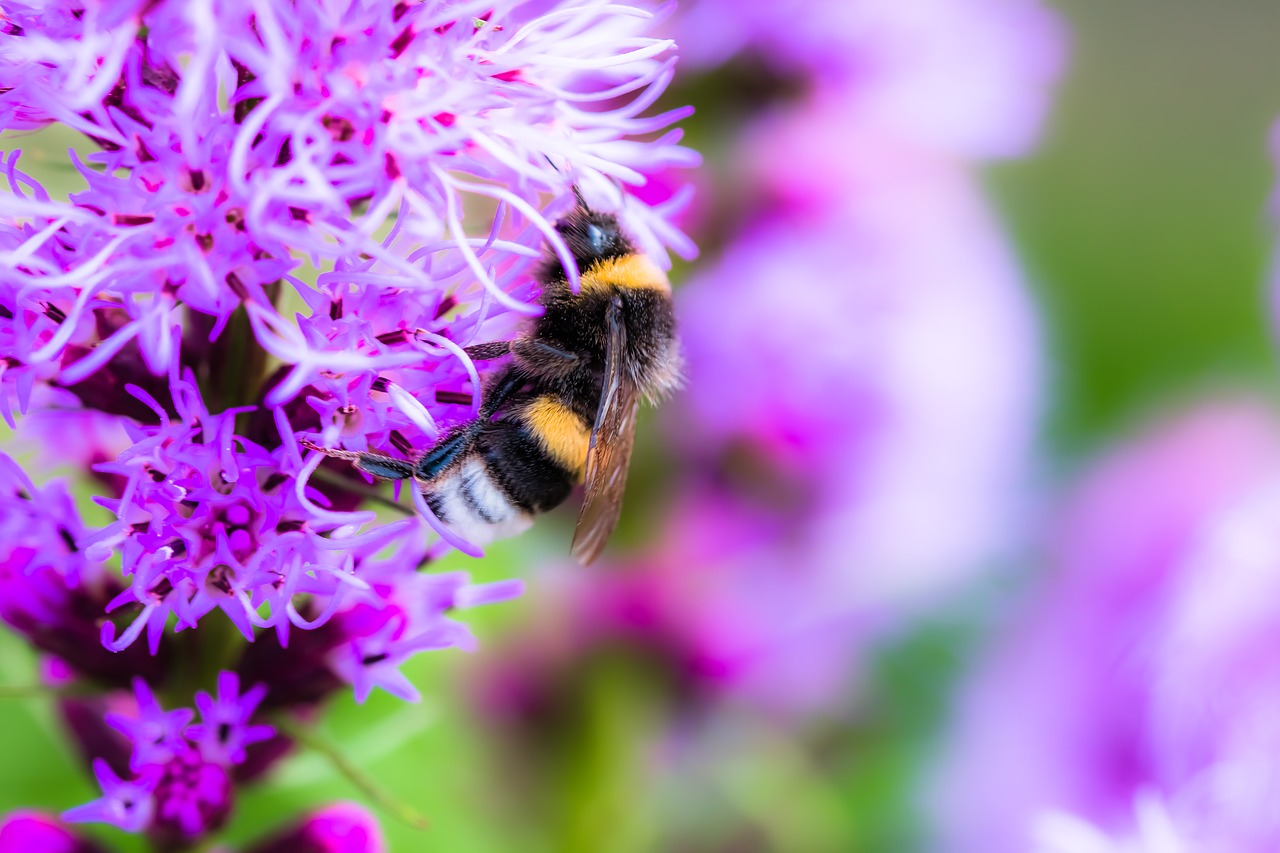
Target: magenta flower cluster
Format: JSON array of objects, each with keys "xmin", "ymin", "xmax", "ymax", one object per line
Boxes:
[
  {"xmin": 0, "ymin": 0, "xmax": 693, "ymax": 846},
  {"xmin": 64, "ymin": 674, "xmax": 272, "ymax": 840}
]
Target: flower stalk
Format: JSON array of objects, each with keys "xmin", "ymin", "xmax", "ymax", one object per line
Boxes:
[{"xmin": 269, "ymin": 713, "xmax": 430, "ymax": 833}]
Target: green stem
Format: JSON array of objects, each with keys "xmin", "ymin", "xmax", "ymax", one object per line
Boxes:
[
  {"xmin": 271, "ymin": 713, "xmax": 431, "ymax": 832},
  {"xmin": 0, "ymin": 683, "xmax": 93, "ymax": 700},
  {"xmin": 199, "ymin": 611, "xmax": 247, "ymax": 678},
  {"xmin": 0, "ymin": 684, "xmax": 53, "ymax": 699},
  {"xmin": 161, "ymin": 612, "xmax": 244, "ymax": 708},
  {"xmin": 713, "ymin": 728, "xmax": 848, "ymax": 850}
]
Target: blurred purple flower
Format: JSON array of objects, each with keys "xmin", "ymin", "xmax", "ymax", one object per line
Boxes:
[
  {"xmin": 641, "ymin": 0, "xmax": 1057, "ymax": 716},
  {"xmin": 2, "ymin": 804, "xmax": 384, "ymax": 853},
  {"xmin": 660, "ymin": 0, "xmax": 1059, "ymax": 717},
  {"xmin": 677, "ymin": 0, "xmax": 1064, "ymax": 159},
  {"xmin": 680, "ymin": 156, "xmax": 1040, "ymax": 576},
  {"xmin": 248, "ymin": 802, "xmax": 385, "ymax": 853},
  {"xmin": 644, "ymin": 156, "xmax": 1042, "ymax": 714},
  {"xmin": 471, "ymin": 0, "xmax": 1060, "ymax": 728},
  {"xmin": 1033, "ymin": 793, "xmax": 1190, "ymax": 853},
  {"xmin": 928, "ymin": 398, "xmax": 1280, "ymax": 852},
  {"xmin": 0, "ymin": 812, "xmax": 106, "ymax": 853}
]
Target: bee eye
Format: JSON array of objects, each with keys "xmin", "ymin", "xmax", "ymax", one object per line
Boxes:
[{"xmin": 586, "ymin": 223, "xmax": 608, "ymax": 253}]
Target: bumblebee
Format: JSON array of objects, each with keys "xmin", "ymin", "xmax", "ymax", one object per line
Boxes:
[{"xmin": 309, "ymin": 192, "xmax": 680, "ymax": 564}]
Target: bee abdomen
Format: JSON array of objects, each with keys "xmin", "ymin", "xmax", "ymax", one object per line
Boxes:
[
  {"xmin": 422, "ymin": 416, "xmax": 578, "ymax": 547},
  {"xmin": 519, "ymin": 395, "xmax": 591, "ymax": 483},
  {"xmin": 422, "ymin": 457, "xmax": 534, "ymax": 547}
]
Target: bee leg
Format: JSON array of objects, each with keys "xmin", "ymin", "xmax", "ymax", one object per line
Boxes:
[
  {"xmin": 300, "ymin": 439, "xmax": 415, "ymax": 481},
  {"xmin": 415, "ymin": 367, "xmax": 529, "ymax": 482},
  {"xmin": 415, "ymin": 425, "xmax": 480, "ymax": 481},
  {"xmin": 351, "ymin": 455, "xmax": 415, "ymax": 480},
  {"xmin": 512, "ymin": 338, "xmax": 579, "ymax": 378},
  {"xmin": 467, "ymin": 339, "xmax": 578, "ymax": 375},
  {"xmin": 477, "ymin": 366, "xmax": 526, "ymax": 418},
  {"xmin": 463, "ymin": 341, "xmax": 512, "ymax": 361}
]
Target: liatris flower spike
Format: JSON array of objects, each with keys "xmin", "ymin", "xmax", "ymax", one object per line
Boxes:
[
  {"xmin": 929, "ymin": 399, "xmax": 1280, "ymax": 851},
  {"xmin": 0, "ymin": 0, "xmax": 695, "ymax": 847}
]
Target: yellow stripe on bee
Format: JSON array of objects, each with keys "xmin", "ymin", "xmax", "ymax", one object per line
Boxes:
[
  {"xmin": 579, "ymin": 254, "xmax": 670, "ymax": 294},
  {"xmin": 523, "ymin": 396, "xmax": 591, "ymax": 481}
]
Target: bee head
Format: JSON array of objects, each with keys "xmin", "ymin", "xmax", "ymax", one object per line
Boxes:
[{"xmin": 554, "ymin": 206, "xmax": 634, "ymax": 268}]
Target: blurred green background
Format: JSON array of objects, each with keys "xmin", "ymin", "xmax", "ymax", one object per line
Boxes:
[
  {"xmin": 5, "ymin": 0, "xmax": 1280, "ymax": 850},
  {"xmin": 996, "ymin": 0, "xmax": 1280, "ymax": 454}
]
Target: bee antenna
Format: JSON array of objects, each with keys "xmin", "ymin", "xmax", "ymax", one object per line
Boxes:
[{"xmin": 541, "ymin": 155, "xmax": 591, "ymax": 213}]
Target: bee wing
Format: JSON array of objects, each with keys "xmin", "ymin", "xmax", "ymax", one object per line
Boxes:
[{"xmin": 571, "ymin": 296, "xmax": 641, "ymax": 566}]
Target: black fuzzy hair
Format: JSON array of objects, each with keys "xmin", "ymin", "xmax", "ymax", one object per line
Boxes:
[{"xmin": 537, "ymin": 206, "xmax": 636, "ymax": 285}]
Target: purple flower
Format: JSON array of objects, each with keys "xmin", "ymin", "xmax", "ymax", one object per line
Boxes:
[
  {"xmin": 63, "ymin": 758, "xmax": 156, "ymax": 834},
  {"xmin": 0, "ymin": 453, "xmax": 95, "ymax": 633},
  {"xmin": 1, "ymin": 0, "xmax": 695, "ymax": 666},
  {"xmin": 326, "ymin": 563, "xmax": 524, "ymax": 703},
  {"xmin": 106, "ymin": 679, "xmax": 193, "ymax": 772},
  {"xmin": 0, "ymin": 812, "xmax": 106, "ymax": 853},
  {"xmin": 0, "ymin": 0, "xmax": 696, "ymax": 417},
  {"xmin": 0, "ymin": 0, "xmax": 696, "ymax": 844},
  {"xmin": 928, "ymin": 398, "xmax": 1280, "ymax": 852},
  {"xmin": 63, "ymin": 671, "xmax": 275, "ymax": 842},
  {"xmin": 4, "ymin": 802, "xmax": 385, "ymax": 853},
  {"xmin": 1033, "ymin": 794, "xmax": 1191, "ymax": 853},
  {"xmin": 82, "ymin": 376, "xmax": 413, "ymax": 655},
  {"xmin": 185, "ymin": 671, "xmax": 274, "ymax": 766},
  {"xmin": 248, "ymin": 803, "xmax": 385, "ymax": 853},
  {"xmin": 229, "ymin": 549, "xmax": 521, "ymax": 709},
  {"xmin": 676, "ymin": 0, "xmax": 1064, "ymax": 159},
  {"xmin": 67, "ymin": 748, "xmax": 232, "ymax": 843},
  {"xmin": 644, "ymin": 164, "xmax": 1043, "ymax": 713},
  {"xmin": 0, "ymin": 451, "xmax": 167, "ymax": 685},
  {"xmin": 0, "ymin": 3, "xmax": 142, "ymax": 135}
]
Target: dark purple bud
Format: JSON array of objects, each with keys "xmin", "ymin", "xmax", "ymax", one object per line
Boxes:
[
  {"xmin": 247, "ymin": 803, "xmax": 385, "ymax": 853},
  {"xmin": 236, "ymin": 619, "xmax": 346, "ymax": 712},
  {"xmin": 233, "ymin": 733, "xmax": 296, "ymax": 785},
  {"xmin": 148, "ymin": 747, "xmax": 233, "ymax": 846},
  {"xmin": 57, "ymin": 329, "xmax": 174, "ymax": 423},
  {"xmin": 57, "ymin": 697, "xmax": 133, "ymax": 780}
]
